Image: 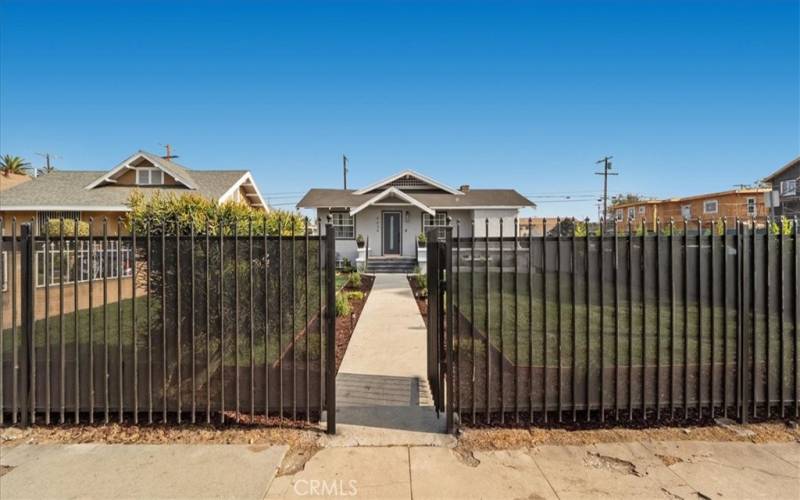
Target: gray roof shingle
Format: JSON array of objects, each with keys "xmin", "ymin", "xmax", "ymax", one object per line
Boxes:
[
  {"xmin": 297, "ymin": 188, "xmax": 535, "ymax": 209},
  {"xmin": 0, "ymin": 170, "xmax": 248, "ymax": 209}
]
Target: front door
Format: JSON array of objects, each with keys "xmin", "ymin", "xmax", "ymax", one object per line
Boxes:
[{"xmin": 382, "ymin": 212, "xmax": 402, "ymax": 255}]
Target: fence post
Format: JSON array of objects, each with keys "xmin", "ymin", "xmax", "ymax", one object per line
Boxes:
[
  {"xmin": 445, "ymin": 225, "xmax": 454, "ymax": 433},
  {"xmin": 325, "ymin": 223, "xmax": 336, "ymax": 434},
  {"xmin": 19, "ymin": 223, "xmax": 34, "ymax": 426}
]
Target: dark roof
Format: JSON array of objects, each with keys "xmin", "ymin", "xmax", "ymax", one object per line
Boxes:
[
  {"xmin": 297, "ymin": 188, "xmax": 535, "ymax": 209},
  {"xmin": 763, "ymin": 155, "xmax": 800, "ymax": 183},
  {"xmin": 0, "ymin": 169, "xmax": 248, "ymax": 209}
]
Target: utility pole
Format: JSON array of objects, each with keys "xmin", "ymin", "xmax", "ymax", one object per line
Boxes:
[
  {"xmin": 343, "ymin": 155, "xmax": 349, "ymax": 189},
  {"xmin": 595, "ymin": 156, "xmax": 617, "ymax": 226},
  {"xmin": 35, "ymin": 152, "xmax": 60, "ymax": 177}
]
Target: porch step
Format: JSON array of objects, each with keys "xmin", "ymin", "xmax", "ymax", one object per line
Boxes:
[{"xmin": 366, "ymin": 257, "xmax": 417, "ymax": 274}]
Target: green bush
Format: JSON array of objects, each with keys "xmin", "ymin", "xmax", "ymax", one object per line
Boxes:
[
  {"xmin": 347, "ymin": 291, "xmax": 364, "ymax": 301},
  {"xmin": 417, "ymin": 232, "xmax": 426, "ymax": 246},
  {"xmin": 125, "ymin": 190, "xmax": 306, "ymax": 236},
  {"xmin": 43, "ymin": 218, "xmax": 90, "ymax": 237},
  {"xmin": 348, "ymin": 271, "xmax": 362, "ymax": 288},
  {"xmin": 335, "ymin": 292, "xmax": 352, "ymax": 317}
]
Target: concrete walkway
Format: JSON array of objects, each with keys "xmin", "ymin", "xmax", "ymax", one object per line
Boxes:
[{"xmin": 326, "ymin": 273, "xmax": 450, "ymax": 446}]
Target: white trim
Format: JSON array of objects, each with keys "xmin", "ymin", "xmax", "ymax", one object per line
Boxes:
[
  {"xmin": 703, "ymin": 199, "xmax": 719, "ymax": 214},
  {"xmin": 353, "ymin": 170, "xmax": 463, "ymax": 196},
  {"xmin": 0, "ymin": 205, "xmax": 130, "ymax": 211},
  {"xmin": 84, "ymin": 151, "xmax": 195, "ymax": 190},
  {"xmin": 218, "ymin": 172, "xmax": 269, "ymax": 211},
  {"xmin": 350, "ymin": 187, "xmax": 435, "ymax": 215},
  {"xmin": 427, "ymin": 205, "xmax": 528, "ymax": 210}
]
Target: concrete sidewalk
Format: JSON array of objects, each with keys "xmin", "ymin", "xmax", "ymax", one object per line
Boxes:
[
  {"xmin": 3, "ymin": 440, "xmax": 797, "ymax": 499},
  {"xmin": 328, "ymin": 273, "xmax": 450, "ymax": 447}
]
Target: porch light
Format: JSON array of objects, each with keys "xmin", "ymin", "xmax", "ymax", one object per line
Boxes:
[{"xmin": 405, "ymin": 210, "xmax": 409, "ymax": 222}]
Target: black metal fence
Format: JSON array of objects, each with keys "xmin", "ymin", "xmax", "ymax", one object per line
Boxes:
[
  {"xmin": 1, "ymin": 219, "xmax": 337, "ymax": 430},
  {"xmin": 435, "ymin": 218, "xmax": 800, "ymax": 426}
]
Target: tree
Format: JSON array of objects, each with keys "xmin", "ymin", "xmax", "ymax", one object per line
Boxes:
[
  {"xmin": 610, "ymin": 193, "xmax": 646, "ymax": 207},
  {"xmin": 0, "ymin": 155, "xmax": 31, "ymax": 176}
]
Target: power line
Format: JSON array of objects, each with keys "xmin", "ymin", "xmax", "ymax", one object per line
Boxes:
[{"xmin": 595, "ymin": 155, "xmax": 617, "ymax": 223}]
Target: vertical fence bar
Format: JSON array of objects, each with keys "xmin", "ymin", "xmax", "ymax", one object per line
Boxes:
[
  {"xmin": 160, "ymin": 221, "xmax": 166, "ymax": 423},
  {"xmin": 192, "ymin": 219, "xmax": 197, "ymax": 423},
  {"xmin": 457, "ymin": 220, "xmax": 464, "ymax": 421},
  {"xmin": 118, "ymin": 220, "xmax": 124, "ymax": 423},
  {"xmin": 20, "ymin": 223, "xmax": 34, "ymax": 426},
  {"xmin": 219, "ymin": 220, "xmax": 225, "ymax": 423},
  {"xmin": 572, "ymin": 219, "xmax": 578, "ymax": 422},
  {"xmin": 146, "ymin": 219, "xmax": 152, "ymax": 424},
  {"xmin": 446, "ymin": 225, "xmax": 455, "ymax": 433},
  {"xmin": 556, "ymin": 218, "xmax": 562, "ymax": 422},
  {"xmin": 751, "ymin": 217, "xmax": 757, "ymax": 417},
  {"xmin": 599, "ymin": 218, "xmax": 605, "ymax": 422},
  {"xmin": 250, "ymin": 218, "xmax": 255, "ymax": 419},
  {"xmin": 291, "ymin": 218, "xmax": 297, "ymax": 421},
  {"xmin": 73, "ymin": 219, "xmax": 79, "ymax": 423},
  {"xmin": 45, "ymin": 220, "xmax": 52, "ymax": 423},
  {"xmin": 723, "ymin": 218, "xmax": 728, "ymax": 418},
  {"xmin": 513, "ymin": 220, "xmax": 518, "ymax": 422},
  {"xmin": 325, "ymin": 223, "xmax": 336, "ymax": 434},
  {"xmin": 499, "ymin": 218, "xmax": 504, "ymax": 423},
  {"xmin": 794, "ymin": 217, "xmax": 799, "ymax": 418},
  {"xmin": 614, "ymin": 218, "xmax": 620, "ymax": 420},
  {"xmin": 710, "ymin": 219, "xmax": 716, "ymax": 418},
  {"xmin": 736, "ymin": 219, "xmax": 744, "ymax": 421},
  {"xmin": 0, "ymin": 218, "xmax": 4, "ymax": 424},
  {"xmin": 766, "ymin": 218, "xmax": 772, "ymax": 418},
  {"xmin": 278, "ymin": 220, "xmax": 284, "ymax": 421},
  {"xmin": 206, "ymin": 220, "xmax": 212, "ymax": 421},
  {"xmin": 59, "ymin": 218, "xmax": 65, "ymax": 423},
  {"xmin": 697, "ymin": 219, "xmax": 703, "ymax": 418},
  {"xmin": 485, "ymin": 218, "xmax": 490, "ymax": 424},
  {"xmin": 317, "ymin": 219, "xmax": 322, "ymax": 418},
  {"xmin": 628, "ymin": 218, "xmax": 634, "ymax": 420},
  {"xmin": 585, "ymin": 218, "xmax": 591, "ymax": 422},
  {"xmin": 779, "ymin": 217, "xmax": 785, "ymax": 418},
  {"xmin": 542, "ymin": 218, "xmax": 548, "ymax": 422},
  {"xmin": 641, "ymin": 219, "xmax": 647, "ymax": 420},
  {"xmin": 683, "ymin": 219, "xmax": 689, "ymax": 419},
  {"xmin": 132, "ymin": 221, "xmax": 138, "ymax": 424},
  {"xmin": 656, "ymin": 219, "xmax": 662, "ymax": 420},
  {"xmin": 304, "ymin": 219, "xmax": 310, "ymax": 422},
  {"xmin": 10, "ymin": 219, "xmax": 17, "ymax": 424},
  {"xmin": 473, "ymin": 219, "xmax": 478, "ymax": 424},
  {"xmin": 741, "ymin": 219, "xmax": 750, "ymax": 423},
  {"xmin": 670, "ymin": 219, "xmax": 676, "ymax": 419},
  {"xmin": 234, "ymin": 221, "xmax": 239, "ymax": 420}
]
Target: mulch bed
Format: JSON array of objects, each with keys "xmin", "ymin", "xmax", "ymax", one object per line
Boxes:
[
  {"xmin": 334, "ymin": 274, "xmax": 375, "ymax": 372},
  {"xmin": 407, "ymin": 275, "xmax": 428, "ymax": 327}
]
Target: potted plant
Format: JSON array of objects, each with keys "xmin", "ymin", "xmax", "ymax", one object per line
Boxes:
[
  {"xmin": 417, "ymin": 232, "xmax": 426, "ymax": 247},
  {"xmin": 356, "ymin": 234, "xmax": 365, "ymax": 248}
]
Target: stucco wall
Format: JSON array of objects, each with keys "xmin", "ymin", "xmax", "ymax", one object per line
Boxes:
[{"xmin": 472, "ymin": 209, "xmax": 519, "ymax": 237}]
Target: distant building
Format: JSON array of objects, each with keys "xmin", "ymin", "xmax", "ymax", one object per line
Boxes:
[
  {"xmin": 613, "ymin": 187, "xmax": 769, "ymax": 232},
  {"xmin": 763, "ymin": 155, "xmax": 800, "ymax": 218}
]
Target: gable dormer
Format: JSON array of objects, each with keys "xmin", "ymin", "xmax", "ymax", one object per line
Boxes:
[
  {"xmin": 84, "ymin": 151, "xmax": 197, "ymax": 190},
  {"xmin": 354, "ymin": 170, "xmax": 463, "ymax": 196}
]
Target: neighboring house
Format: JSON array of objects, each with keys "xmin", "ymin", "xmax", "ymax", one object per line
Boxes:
[
  {"xmin": 518, "ymin": 217, "xmax": 560, "ymax": 237},
  {"xmin": 763, "ymin": 155, "xmax": 800, "ymax": 218},
  {"xmin": 613, "ymin": 187, "xmax": 769, "ymax": 232},
  {"xmin": 0, "ymin": 150, "xmax": 268, "ymax": 235},
  {"xmin": 0, "ymin": 150, "xmax": 268, "ymax": 328},
  {"xmin": 297, "ymin": 170, "xmax": 534, "ymax": 272}
]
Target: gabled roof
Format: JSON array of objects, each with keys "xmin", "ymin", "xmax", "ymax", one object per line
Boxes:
[
  {"xmin": 84, "ymin": 150, "xmax": 199, "ymax": 190},
  {"xmin": 763, "ymin": 155, "xmax": 800, "ymax": 183},
  {"xmin": 297, "ymin": 188, "xmax": 534, "ymax": 210},
  {"xmin": 353, "ymin": 170, "xmax": 464, "ymax": 196},
  {"xmin": 350, "ymin": 187, "xmax": 435, "ymax": 215}
]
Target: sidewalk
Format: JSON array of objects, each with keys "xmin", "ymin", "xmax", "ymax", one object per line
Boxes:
[
  {"xmin": 3, "ymin": 440, "xmax": 798, "ymax": 499},
  {"xmin": 327, "ymin": 273, "xmax": 450, "ymax": 446}
]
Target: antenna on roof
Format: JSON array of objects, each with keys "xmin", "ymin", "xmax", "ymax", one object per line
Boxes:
[
  {"xmin": 343, "ymin": 154, "xmax": 349, "ymax": 189},
  {"xmin": 159, "ymin": 143, "xmax": 179, "ymax": 161}
]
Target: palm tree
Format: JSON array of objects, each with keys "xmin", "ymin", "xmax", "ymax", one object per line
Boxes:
[{"xmin": 0, "ymin": 155, "xmax": 31, "ymax": 176}]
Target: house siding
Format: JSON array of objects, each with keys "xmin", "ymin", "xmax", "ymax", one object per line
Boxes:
[{"xmin": 766, "ymin": 161, "xmax": 800, "ymax": 217}]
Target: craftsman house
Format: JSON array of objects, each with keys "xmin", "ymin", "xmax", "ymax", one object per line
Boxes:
[{"xmin": 297, "ymin": 170, "xmax": 534, "ymax": 272}]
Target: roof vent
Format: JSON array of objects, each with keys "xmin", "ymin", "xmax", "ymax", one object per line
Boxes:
[{"xmin": 459, "ymin": 184, "xmax": 470, "ymax": 193}]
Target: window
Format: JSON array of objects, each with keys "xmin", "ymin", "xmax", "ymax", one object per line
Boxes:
[
  {"xmin": 681, "ymin": 205, "xmax": 692, "ymax": 219},
  {"xmin": 0, "ymin": 251, "xmax": 6, "ymax": 292},
  {"xmin": 136, "ymin": 168, "xmax": 164, "ymax": 185},
  {"xmin": 615, "ymin": 209, "xmax": 623, "ymax": 221},
  {"xmin": 36, "ymin": 211, "xmax": 81, "ymax": 235},
  {"xmin": 35, "ymin": 240, "xmax": 132, "ymax": 287},
  {"xmin": 331, "ymin": 212, "xmax": 354, "ymax": 239},
  {"xmin": 703, "ymin": 200, "xmax": 718, "ymax": 214},
  {"xmin": 422, "ymin": 211, "xmax": 449, "ymax": 239},
  {"xmin": 638, "ymin": 206, "xmax": 646, "ymax": 215},
  {"xmin": 746, "ymin": 197, "xmax": 756, "ymax": 216},
  {"xmin": 780, "ymin": 179, "xmax": 797, "ymax": 196},
  {"xmin": 627, "ymin": 207, "xmax": 635, "ymax": 220}
]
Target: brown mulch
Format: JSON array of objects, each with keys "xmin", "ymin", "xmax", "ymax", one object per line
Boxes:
[
  {"xmin": 457, "ymin": 421, "xmax": 800, "ymax": 451},
  {"xmin": 335, "ymin": 274, "xmax": 375, "ymax": 372},
  {"xmin": 407, "ymin": 275, "xmax": 428, "ymax": 326}
]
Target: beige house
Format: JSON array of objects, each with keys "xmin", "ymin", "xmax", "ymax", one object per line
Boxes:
[{"xmin": 0, "ymin": 150, "xmax": 268, "ymax": 327}]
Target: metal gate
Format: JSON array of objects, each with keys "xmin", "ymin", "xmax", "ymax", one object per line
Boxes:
[{"xmin": 425, "ymin": 228, "xmax": 455, "ymax": 433}]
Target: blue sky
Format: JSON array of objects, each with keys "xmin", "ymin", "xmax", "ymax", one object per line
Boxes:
[{"xmin": 1, "ymin": 0, "xmax": 797, "ymax": 218}]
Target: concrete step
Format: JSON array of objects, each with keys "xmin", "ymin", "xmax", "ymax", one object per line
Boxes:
[{"xmin": 366, "ymin": 257, "xmax": 417, "ymax": 274}]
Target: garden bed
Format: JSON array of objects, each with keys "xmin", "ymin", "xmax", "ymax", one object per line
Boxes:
[
  {"xmin": 334, "ymin": 273, "xmax": 375, "ymax": 372},
  {"xmin": 407, "ymin": 275, "xmax": 428, "ymax": 327}
]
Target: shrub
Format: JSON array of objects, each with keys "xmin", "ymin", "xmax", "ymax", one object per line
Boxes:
[
  {"xmin": 416, "ymin": 272, "xmax": 428, "ymax": 298},
  {"xmin": 348, "ymin": 271, "xmax": 362, "ymax": 289},
  {"xmin": 335, "ymin": 292, "xmax": 352, "ymax": 317},
  {"xmin": 346, "ymin": 291, "xmax": 364, "ymax": 301},
  {"xmin": 43, "ymin": 218, "xmax": 90, "ymax": 237},
  {"xmin": 417, "ymin": 232, "xmax": 426, "ymax": 246}
]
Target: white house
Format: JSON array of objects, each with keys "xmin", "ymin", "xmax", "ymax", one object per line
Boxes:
[{"xmin": 297, "ymin": 170, "xmax": 534, "ymax": 272}]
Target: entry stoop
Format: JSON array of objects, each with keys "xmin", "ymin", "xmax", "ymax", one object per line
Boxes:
[{"xmin": 366, "ymin": 257, "xmax": 417, "ymax": 274}]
